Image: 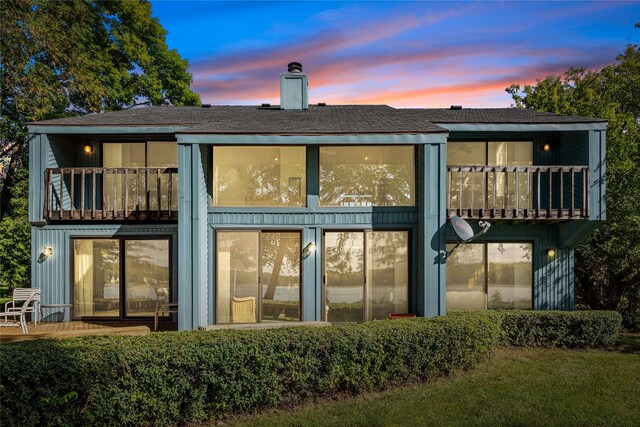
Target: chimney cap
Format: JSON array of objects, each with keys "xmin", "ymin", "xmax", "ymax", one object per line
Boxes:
[
  {"xmin": 450, "ymin": 105, "xmax": 462, "ymax": 110},
  {"xmin": 287, "ymin": 62, "xmax": 303, "ymax": 73}
]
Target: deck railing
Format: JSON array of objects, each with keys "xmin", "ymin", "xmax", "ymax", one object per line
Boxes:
[
  {"xmin": 44, "ymin": 167, "xmax": 178, "ymax": 220},
  {"xmin": 446, "ymin": 165, "xmax": 589, "ymax": 220}
]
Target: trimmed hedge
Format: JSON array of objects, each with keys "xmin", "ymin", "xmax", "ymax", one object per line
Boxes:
[
  {"xmin": 0, "ymin": 310, "xmax": 620, "ymax": 426},
  {"xmin": 497, "ymin": 310, "xmax": 622, "ymax": 348},
  {"xmin": 0, "ymin": 315, "xmax": 499, "ymax": 427}
]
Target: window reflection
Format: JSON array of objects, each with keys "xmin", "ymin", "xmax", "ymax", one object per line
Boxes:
[
  {"xmin": 366, "ymin": 231, "xmax": 409, "ymax": 320},
  {"xmin": 103, "ymin": 142, "xmax": 178, "ymax": 212},
  {"xmin": 216, "ymin": 232, "xmax": 260, "ymax": 324},
  {"xmin": 445, "ymin": 242, "xmax": 532, "ymax": 311},
  {"xmin": 124, "ymin": 240, "xmax": 170, "ymax": 317},
  {"xmin": 324, "ymin": 232, "xmax": 365, "ymax": 322},
  {"xmin": 212, "ymin": 146, "xmax": 306, "ymax": 207},
  {"xmin": 73, "ymin": 238, "xmax": 172, "ymax": 318},
  {"xmin": 447, "ymin": 141, "xmax": 532, "ymax": 210},
  {"xmin": 445, "ymin": 243, "xmax": 486, "ymax": 310},
  {"xmin": 74, "ymin": 239, "xmax": 120, "ymax": 317},
  {"xmin": 487, "ymin": 243, "xmax": 532, "ymax": 309},
  {"xmin": 319, "ymin": 146, "xmax": 415, "ymax": 207},
  {"xmin": 216, "ymin": 231, "xmax": 301, "ymax": 324},
  {"xmin": 261, "ymin": 232, "xmax": 301, "ymax": 322},
  {"xmin": 324, "ymin": 231, "xmax": 409, "ymax": 322}
]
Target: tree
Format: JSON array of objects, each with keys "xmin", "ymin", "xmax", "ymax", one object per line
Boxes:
[
  {"xmin": 507, "ymin": 39, "xmax": 640, "ymax": 328},
  {"xmin": 0, "ymin": 0, "xmax": 200, "ymax": 285}
]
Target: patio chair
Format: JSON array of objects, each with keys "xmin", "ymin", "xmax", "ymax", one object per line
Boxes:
[
  {"xmin": 4, "ymin": 288, "xmax": 41, "ymax": 325},
  {"xmin": 0, "ymin": 292, "xmax": 40, "ymax": 334}
]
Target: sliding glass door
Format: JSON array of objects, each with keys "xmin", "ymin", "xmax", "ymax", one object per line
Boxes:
[
  {"xmin": 445, "ymin": 242, "xmax": 533, "ymax": 310},
  {"xmin": 216, "ymin": 231, "xmax": 301, "ymax": 324},
  {"xmin": 73, "ymin": 237, "xmax": 171, "ymax": 319},
  {"xmin": 323, "ymin": 230, "xmax": 409, "ymax": 322}
]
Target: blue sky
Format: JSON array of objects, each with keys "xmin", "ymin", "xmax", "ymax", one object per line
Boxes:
[{"xmin": 150, "ymin": 1, "xmax": 640, "ymax": 107}]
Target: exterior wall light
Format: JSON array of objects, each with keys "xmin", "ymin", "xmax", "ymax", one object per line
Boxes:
[
  {"xmin": 40, "ymin": 246, "xmax": 53, "ymax": 261},
  {"xmin": 302, "ymin": 242, "xmax": 316, "ymax": 259},
  {"xmin": 542, "ymin": 143, "xmax": 551, "ymax": 152},
  {"xmin": 547, "ymin": 248, "xmax": 556, "ymax": 257},
  {"xmin": 83, "ymin": 142, "xmax": 94, "ymax": 153}
]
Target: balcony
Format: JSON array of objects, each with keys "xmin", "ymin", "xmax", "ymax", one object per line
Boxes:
[
  {"xmin": 44, "ymin": 167, "xmax": 178, "ymax": 221},
  {"xmin": 446, "ymin": 165, "xmax": 589, "ymax": 221}
]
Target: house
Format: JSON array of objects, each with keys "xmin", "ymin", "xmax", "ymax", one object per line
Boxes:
[{"xmin": 26, "ymin": 64, "xmax": 607, "ymax": 330}]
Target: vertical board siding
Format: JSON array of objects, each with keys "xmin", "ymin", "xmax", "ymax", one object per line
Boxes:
[
  {"xmin": 31, "ymin": 224, "xmax": 178, "ymax": 321},
  {"xmin": 417, "ymin": 143, "xmax": 447, "ymax": 317},
  {"xmin": 177, "ymin": 143, "xmax": 193, "ymax": 330}
]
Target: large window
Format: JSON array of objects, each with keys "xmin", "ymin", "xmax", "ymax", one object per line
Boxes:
[
  {"xmin": 212, "ymin": 146, "xmax": 306, "ymax": 207},
  {"xmin": 319, "ymin": 146, "xmax": 415, "ymax": 207},
  {"xmin": 446, "ymin": 242, "xmax": 532, "ymax": 310},
  {"xmin": 323, "ymin": 230, "xmax": 409, "ymax": 322},
  {"xmin": 103, "ymin": 141, "xmax": 178, "ymax": 212},
  {"xmin": 447, "ymin": 141, "xmax": 532, "ymax": 210},
  {"xmin": 73, "ymin": 237, "xmax": 171, "ymax": 318},
  {"xmin": 216, "ymin": 231, "xmax": 301, "ymax": 324}
]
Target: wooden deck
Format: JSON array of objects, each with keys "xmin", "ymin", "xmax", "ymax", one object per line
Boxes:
[{"xmin": 0, "ymin": 320, "xmax": 177, "ymax": 342}]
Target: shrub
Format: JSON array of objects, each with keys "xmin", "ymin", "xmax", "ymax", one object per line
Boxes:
[
  {"xmin": 496, "ymin": 310, "xmax": 622, "ymax": 348},
  {"xmin": 0, "ymin": 315, "xmax": 500, "ymax": 427}
]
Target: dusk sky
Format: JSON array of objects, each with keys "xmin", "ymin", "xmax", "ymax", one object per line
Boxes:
[{"xmin": 150, "ymin": 1, "xmax": 640, "ymax": 108}]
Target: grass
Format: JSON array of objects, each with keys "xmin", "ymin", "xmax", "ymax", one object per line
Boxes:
[{"xmin": 230, "ymin": 335, "xmax": 640, "ymax": 427}]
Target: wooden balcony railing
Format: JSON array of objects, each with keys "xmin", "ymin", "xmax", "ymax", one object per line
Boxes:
[
  {"xmin": 44, "ymin": 167, "xmax": 178, "ymax": 221},
  {"xmin": 446, "ymin": 165, "xmax": 589, "ymax": 220}
]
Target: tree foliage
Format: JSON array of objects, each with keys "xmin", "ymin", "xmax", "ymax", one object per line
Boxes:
[
  {"xmin": 507, "ymin": 41, "xmax": 640, "ymax": 327},
  {"xmin": 0, "ymin": 0, "xmax": 200, "ymax": 285}
]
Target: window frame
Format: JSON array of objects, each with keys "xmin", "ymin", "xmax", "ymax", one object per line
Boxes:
[
  {"xmin": 445, "ymin": 240, "xmax": 534, "ymax": 310},
  {"xmin": 214, "ymin": 228, "xmax": 304, "ymax": 324},
  {"xmin": 70, "ymin": 235, "xmax": 173, "ymax": 321},
  {"xmin": 321, "ymin": 228, "xmax": 412, "ymax": 322},
  {"xmin": 211, "ymin": 145, "xmax": 308, "ymax": 208},
  {"xmin": 318, "ymin": 145, "xmax": 416, "ymax": 208}
]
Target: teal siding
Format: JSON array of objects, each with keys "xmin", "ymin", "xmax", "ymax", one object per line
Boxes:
[
  {"xmin": 31, "ymin": 224, "xmax": 178, "ymax": 321},
  {"xmin": 416, "ymin": 143, "xmax": 447, "ymax": 317},
  {"xmin": 177, "ymin": 143, "xmax": 208, "ymax": 330}
]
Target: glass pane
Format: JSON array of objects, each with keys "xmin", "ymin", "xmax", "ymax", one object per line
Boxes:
[
  {"xmin": 212, "ymin": 146, "xmax": 306, "ymax": 207},
  {"xmin": 147, "ymin": 142, "xmax": 178, "ymax": 212},
  {"xmin": 103, "ymin": 143, "xmax": 147, "ymax": 211},
  {"xmin": 488, "ymin": 142, "xmax": 533, "ymax": 209},
  {"xmin": 447, "ymin": 142, "xmax": 486, "ymax": 210},
  {"xmin": 73, "ymin": 239, "xmax": 120, "ymax": 317},
  {"xmin": 446, "ymin": 243, "xmax": 486, "ymax": 310},
  {"xmin": 319, "ymin": 146, "xmax": 415, "ymax": 207},
  {"xmin": 124, "ymin": 240, "xmax": 170, "ymax": 317},
  {"xmin": 324, "ymin": 232, "xmax": 364, "ymax": 322},
  {"xmin": 261, "ymin": 232, "xmax": 301, "ymax": 322},
  {"xmin": 366, "ymin": 231, "xmax": 409, "ymax": 320},
  {"xmin": 217, "ymin": 232, "xmax": 260, "ymax": 323},
  {"xmin": 487, "ymin": 243, "xmax": 532, "ymax": 309}
]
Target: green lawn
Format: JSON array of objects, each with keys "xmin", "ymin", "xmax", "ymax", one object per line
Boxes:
[{"xmin": 230, "ymin": 336, "xmax": 640, "ymax": 427}]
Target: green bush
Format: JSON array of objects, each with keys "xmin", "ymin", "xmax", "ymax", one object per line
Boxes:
[
  {"xmin": 0, "ymin": 310, "xmax": 620, "ymax": 426},
  {"xmin": 0, "ymin": 315, "xmax": 500, "ymax": 427},
  {"xmin": 496, "ymin": 310, "xmax": 622, "ymax": 348}
]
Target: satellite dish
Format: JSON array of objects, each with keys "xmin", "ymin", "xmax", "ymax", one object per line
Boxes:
[
  {"xmin": 451, "ymin": 216, "xmax": 475, "ymax": 242},
  {"xmin": 447, "ymin": 216, "xmax": 491, "ymax": 257}
]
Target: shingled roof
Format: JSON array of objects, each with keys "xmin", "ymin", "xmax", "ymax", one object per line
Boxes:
[
  {"xmin": 28, "ymin": 105, "xmax": 605, "ymax": 134},
  {"xmin": 407, "ymin": 108, "xmax": 607, "ymax": 124},
  {"xmin": 29, "ymin": 105, "xmax": 447, "ymax": 134}
]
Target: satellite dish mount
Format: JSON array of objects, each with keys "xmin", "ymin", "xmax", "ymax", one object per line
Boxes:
[{"xmin": 447, "ymin": 216, "xmax": 491, "ymax": 257}]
